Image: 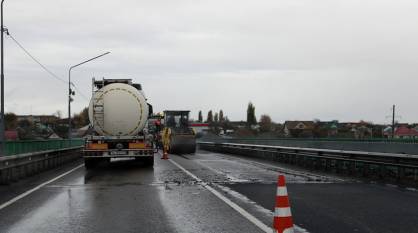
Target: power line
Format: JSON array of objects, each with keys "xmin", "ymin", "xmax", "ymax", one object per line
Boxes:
[{"xmin": 6, "ymin": 32, "xmax": 89, "ymax": 101}]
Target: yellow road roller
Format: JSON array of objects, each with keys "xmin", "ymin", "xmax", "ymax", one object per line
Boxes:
[{"xmin": 162, "ymin": 110, "xmax": 196, "ymax": 154}]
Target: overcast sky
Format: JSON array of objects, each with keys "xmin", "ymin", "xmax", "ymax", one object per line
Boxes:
[{"xmin": 3, "ymin": 0, "xmax": 418, "ymax": 123}]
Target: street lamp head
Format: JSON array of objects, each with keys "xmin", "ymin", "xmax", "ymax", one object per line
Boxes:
[{"xmin": 67, "ymin": 51, "xmax": 111, "ymax": 139}]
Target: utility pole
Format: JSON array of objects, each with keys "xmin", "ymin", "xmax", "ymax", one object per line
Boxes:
[
  {"xmin": 0, "ymin": 0, "xmax": 5, "ymax": 155},
  {"xmin": 392, "ymin": 104, "xmax": 395, "ymax": 139}
]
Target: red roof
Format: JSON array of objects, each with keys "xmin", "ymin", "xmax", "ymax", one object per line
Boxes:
[
  {"xmin": 5, "ymin": 130, "xmax": 18, "ymax": 140},
  {"xmin": 395, "ymin": 126, "xmax": 418, "ymax": 136}
]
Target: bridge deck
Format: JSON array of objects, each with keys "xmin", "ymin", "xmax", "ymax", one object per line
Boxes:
[{"xmin": 0, "ymin": 150, "xmax": 416, "ymax": 233}]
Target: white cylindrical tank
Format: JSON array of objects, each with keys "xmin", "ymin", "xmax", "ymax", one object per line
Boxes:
[{"xmin": 88, "ymin": 83, "xmax": 149, "ymax": 136}]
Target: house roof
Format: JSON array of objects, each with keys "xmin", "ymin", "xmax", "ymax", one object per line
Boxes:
[
  {"xmin": 284, "ymin": 121, "xmax": 315, "ymax": 130},
  {"xmin": 394, "ymin": 126, "xmax": 418, "ymax": 136},
  {"xmin": 317, "ymin": 121, "xmax": 339, "ymax": 129},
  {"xmin": 5, "ymin": 130, "xmax": 18, "ymax": 140}
]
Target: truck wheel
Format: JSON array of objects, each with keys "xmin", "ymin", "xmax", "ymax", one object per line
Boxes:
[
  {"xmin": 190, "ymin": 147, "xmax": 196, "ymax": 154},
  {"xmin": 84, "ymin": 158, "xmax": 97, "ymax": 169},
  {"xmin": 144, "ymin": 157, "xmax": 154, "ymax": 167}
]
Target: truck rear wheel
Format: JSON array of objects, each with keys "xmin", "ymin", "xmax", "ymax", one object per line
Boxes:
[
  {"xmin": 144, "ymin": 157, "xmax": 154, "ymax": 167},
  {"xmin": 84, "ymin": 158, "xmax": 98, "ymax": 169},
  {"xmin": 135, "ymin": 156, "xmax": 154, "ymax": 167}
]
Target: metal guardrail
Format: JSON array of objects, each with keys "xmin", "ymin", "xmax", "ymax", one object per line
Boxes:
[
  {"xmin": 0, "ymin": 146, "xmax": 83, "ymax": 184},
  {"xmin": 3, "ymin": 139, "xmax": 84, "ymax": 156},
  {"xmin": 206, "ymin": 137, "xmax": 418, "ymax": 144},
  {"xmin": 198, "ymin": 142, "xmax": 418, "ymax": 185},
  {"xmin": 199, "ymin": 137, "xmax": 418, "ymax": 155}
]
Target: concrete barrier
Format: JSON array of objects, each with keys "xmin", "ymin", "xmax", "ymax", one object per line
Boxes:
[{"xmin": 0, "ymin": 146, "xmax": 82, "ymax": 184}]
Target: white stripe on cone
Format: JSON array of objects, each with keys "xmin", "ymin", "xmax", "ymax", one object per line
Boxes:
[
  {"xmin": 274, "ymin": 207, "xmax": 292, "ymax": 217},
  {"xmin": 277, "ymin": 186, "xmax": 288, "ymax": 196},
  {"xmin": 283, "ymin": 227, "xmax": 295, "ymax": 233},
  {"xmin": 273, "ymin": 226, "xmax": 295, "ymax": 233}
]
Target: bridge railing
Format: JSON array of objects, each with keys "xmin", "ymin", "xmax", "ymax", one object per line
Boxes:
[
  {"xmin": 198, "ymin": 141, "xmax": 418, "ymax": 186},
  {"xmin": 198, "ymin": 137, "xmax": 418, "ymax": 154},
  {"xmin": 3, "ymin": 139, "xmax": 85, "ymax": 156},
  {"xmin": 203, "ymin": 137, "xmax": 418, "ymax": 144}
]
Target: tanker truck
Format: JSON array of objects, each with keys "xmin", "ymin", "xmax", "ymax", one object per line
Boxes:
[{"xmin": 83, "ymin": 78, "xmax": 155, "ymax": 168}]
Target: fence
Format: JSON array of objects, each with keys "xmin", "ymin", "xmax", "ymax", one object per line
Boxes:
[{"xmin": 3, "ymin": 139, "xmax": 85, "ymax": 156}]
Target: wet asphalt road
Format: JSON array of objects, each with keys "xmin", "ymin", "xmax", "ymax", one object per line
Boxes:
[{"xmin": 0, "ymin": 150, "xmax": 417, "ymax": 233}]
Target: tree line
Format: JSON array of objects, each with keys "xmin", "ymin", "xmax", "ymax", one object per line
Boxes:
[
  {"xmin": 197, "ymin": 102, "xmax": 274, "ymax": 134},
  {"xmin": 4, "ymin": 108, "xmax": 89, "ymax": 139}
]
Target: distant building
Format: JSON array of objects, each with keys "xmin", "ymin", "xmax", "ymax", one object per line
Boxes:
[
  {"xmin": 283, "ymin": 121, "xmax": 315, "ymax": 138},
  {"xmin": 5, "ymin": 130, "xmax": 18, "ymax": 140},
  {"xmin": 17, "ymin": 115, "xmax": 58, "ymax": 125},
  {"xmin": 48, "ymin": 133, "xmax": 61, "ymax": 139},
  {"xmin": 229, "ymin": 121, "xmax": 247, "ymax": 129},
  {"xmin": 314, "ymin": 121, "xmax": 339, "ymax": 137},
  {"xmin": 389, "ymin": 125, "xmax": 418, "ymax": 139},
  {"xmin": 190, "ymin": 123, "xmax": 209, "ymax": 134},
  {"xmin": 335, "ymin": 122, "xmax": 374, "ymax": 139}
]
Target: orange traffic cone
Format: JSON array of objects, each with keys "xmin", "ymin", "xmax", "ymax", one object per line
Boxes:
[{"xmin": 273, "ymin": 175, "xmax": 294, "ymax": 233}]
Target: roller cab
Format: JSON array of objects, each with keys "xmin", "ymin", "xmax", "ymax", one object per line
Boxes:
[{"xmin": 163, "ymin": 110, "xmax": 197, "ymax": 154}]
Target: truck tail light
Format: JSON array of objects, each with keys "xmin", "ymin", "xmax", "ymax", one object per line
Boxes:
[
  {"xmin": 129, "ymin": 142, "xmax": 146, "ymax": 149},
  {"xmin": 87, "ymin": 143, "xmax": 108, "ymax": 150}
]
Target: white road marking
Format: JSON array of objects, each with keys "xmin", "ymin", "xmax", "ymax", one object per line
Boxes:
[
  {"xmin": 168, "ymin": 158, "xmax": 272, "ymax": 233},
  {"xmin": 215, "ymin": 184, "xmax": 310, "ymax": 233},
  {"xmin": 0, "ymin": 164, "xmax": 84, "ymax": 211}
]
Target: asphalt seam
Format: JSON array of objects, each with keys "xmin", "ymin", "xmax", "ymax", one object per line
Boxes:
[
  {"xmin": 0, "ymin": 164, "xmax": 84, "ymax": 211},
  {"xmin": 168, "ymin": 158, "xmax": 272, "ymax": 233},
  {"xmin": 216, "ymin": 152, "xmax": 346, "ymax": 182}
]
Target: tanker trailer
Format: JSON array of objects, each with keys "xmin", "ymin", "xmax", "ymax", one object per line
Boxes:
[{"xmin": 83, "ymin": 78, "xmax": 155, "ymax": 168}]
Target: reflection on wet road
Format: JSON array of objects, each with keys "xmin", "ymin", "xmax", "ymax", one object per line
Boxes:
[{"xmin": 0, "ymin": 150, "xmax": 416, "ymax": 233}]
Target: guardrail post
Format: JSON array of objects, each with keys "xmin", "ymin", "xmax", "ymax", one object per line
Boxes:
[
  {"xmin": 362, "ymin": 163, "xmax": 369, "ymax": 178},
  {"xmin": 335, "ymin": 159, "xmax": 341, "ymax": 174},
  {"xmin": 397, "ymin": 166, "xmax": 405, "ymax": 183},
  {"xmin": 379, "ymin": 165, "xmax": 386, "ymax": 180}
]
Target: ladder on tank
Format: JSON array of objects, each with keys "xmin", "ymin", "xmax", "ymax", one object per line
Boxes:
[{"xmin": 92, "ymin": 89, "xmax": 105, "ymax": 130}]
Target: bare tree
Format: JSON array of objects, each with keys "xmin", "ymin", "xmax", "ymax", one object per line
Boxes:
[{"xmin": 259, "ymin": 114, "xmax": 272, "ymax": 132}]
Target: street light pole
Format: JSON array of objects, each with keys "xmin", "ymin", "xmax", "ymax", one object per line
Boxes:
[
  {"xmin": 0, "ymin": 0, "xmax": 5, "ymax": 155},
  {"xmin": 68, "ymin": 51, "xmax": 110, "ymax": 139}
]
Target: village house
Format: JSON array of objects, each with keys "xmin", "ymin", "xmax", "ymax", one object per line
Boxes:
[
  {"xmin": 283, "ymin": 121, "xmax": 315, "ymax": 138},
  {"xmin": 383, "ymin": 125, "xmax": 418, "ymax": 139}
]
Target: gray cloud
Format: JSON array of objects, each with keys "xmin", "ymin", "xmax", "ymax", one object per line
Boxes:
[{"xmin": 3, "ymin": 0, "xmax": 418, "ymax": 123}]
